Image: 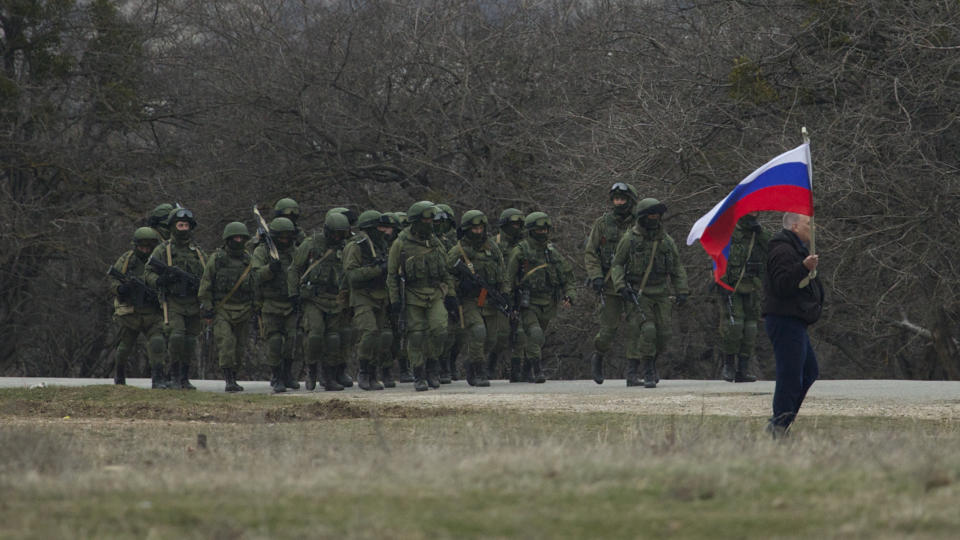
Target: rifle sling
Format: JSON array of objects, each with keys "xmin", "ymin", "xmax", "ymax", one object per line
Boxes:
[
  {"xmin": 214, "ymin": 261, "xmax": 254, "ymax": 311},
  {"xmin": 300, "ymin": 248, "xmax": 334, "ymax": 284},
  {"xmin": 730, "ymin": 232, "xmax": 756, "ymax": 293},
  {"xmin": 636, "ymin": 239, "xmax": 660, "ymax": 295}
]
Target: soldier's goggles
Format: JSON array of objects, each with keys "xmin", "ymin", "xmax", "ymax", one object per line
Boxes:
[
  {"xmin": 464, "ymin": 216, "xmax": 488, "ymax": 226},
  {"xmin": 610, "ymin": 182, "xmax": 630, "ymax": 192},
  {"xmin": 503, "ymin": 214, "xmax": 524, "ymax": 224},
  {"xmin": 171, "ymin": 208, "xmax": 194, "ymax": 221},
  {"xmin": 530, "ymin": 218, "xmax": 551, "ymax": 228}
]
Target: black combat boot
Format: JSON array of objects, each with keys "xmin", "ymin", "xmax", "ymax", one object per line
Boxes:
[
  {"xmin": 323, "ymin": 365, "xmax": 344, "ymax": 391},
  {"xmin": 335, "ymin": 364, "xmax": 353, "ymax": 388},
  {"xmin": 270, "ymin": 366, "xmax": 286, "ymax": 393},
  {"xmin": 439, "ymin": 356, "xmax": 452, "ymax": 384},
  {"xmin": 509, "ymin": 358, "xmax": 523, "ymax": 383},
  {"xmin": 465, "ymin": 361, "xmax": 476, "ymax": 386},
  {"xmin": 735, "ymin": 354, "xmax": 757, "ymax": 383},
  {"xmin": 413, "ymin": 365, "xmax": 429, "ymax": 392},
  {"xmin": 486, "ymin": 351, "xmax": 498, "ymax": 381},
  {"xmin": 722, "ymin": 354, "xmax": 736, "ymax": 382},
  {"xmin": 180, "ymin": 361, "xmax": 196, "ymax": 390},
  {"xmin": 114, "ymin": 361, "xmax": 126, "ymax": 385},
  {"xmin": 224, "ymin": 368, "xmax": 244, "ymax": 393},
  {"xmin": 282, "ymin": 358, "xmax": 300, "ymax": 390},
  {"xmin": 358, "ymin": 360, "xmax": 374, "ymax": 391},
  {"xmin": 473, "ymin": 362, "xmax": 490, "ymax": 387},
  {"xmin": 626, "ymin": 358, "xmax": 642, "ymax": 387},
  {"xmin": 168, "ymin": 361, "xmax": 182, "ymax": 390},
  {"xmin": 522, "ymin": 359, "xmax": 534, "ymax": 383},
  {"xmin": 398, "ymin": 355, "xmax": 414, "ymax": 383},
  {"xmin": 532, "ymin": 358, "xmax": 546, "ymax": 384},
  {"xmin": 381, "ymin": 366, "xmax": 396, "ymax": 388},
  {"xmin": 369, "ymin": 365, "xmax": 384, "ymax": 390},
  {"xmin": 305, "ymin": 363, "xmax": 318, "ymax": 391},
  {"xmin": 150, "ymin": 364, "xmax": 168, "ymax": 390},
  {"xmin": 448, "ymin": 345, "xmax": 460, "ymax": 381},
  {"xmin": 642, "ymin": 357, "xmax": 657, "ymax": 388},
  {"xmin": 590, "ymin": 351, "xmax": 604, "ymax": 385},
  {"xmin": 426, "ymin": 359, "xmax": 441, "ymax": 389}
]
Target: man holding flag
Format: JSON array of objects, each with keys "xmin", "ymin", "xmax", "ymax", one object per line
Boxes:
[{"xmin": 688, "ymin": 141, "xmax": 822, "ymax": 437}]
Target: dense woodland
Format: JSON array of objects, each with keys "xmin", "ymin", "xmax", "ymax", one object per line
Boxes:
[{"xmin": 2, "ymin": 0, "xmax": 959, "ymax": 380}]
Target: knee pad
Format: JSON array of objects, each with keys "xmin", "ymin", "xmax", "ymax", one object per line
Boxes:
[
  {"xmin": 324, "ymin": 333, "xmax": 342, "ymax": 356},
  {"xmin": 307, "ymin": 334, "xmax": 325, "ymax": 360},
  {"xmin": 594, "ymin": 326, "xmax": 616, "ymax": 352},
  {"xmin": 267, "ymin": 335, "xmax": 283, "ymax": 360},
  {"xmin": 527, "ymin": 325, "xmax": 545, "ymax": 347},
  {"xmin": 639, "ymin": 321, "xmax": 657, "ymax": 344},
  {"xmin": 408, "ymin": 330, "xmax": 425, "ymax": 351},
  {"xmin": 377, "ymin": 330, "xmax": 394, "ymax": 352},
  {"xmin": 148, "ymin": 335, "xmax": 166, "ymax": 356},
  {"xmin": 168, "ymin": 333, "xmax": 186, "ymax": 355}
]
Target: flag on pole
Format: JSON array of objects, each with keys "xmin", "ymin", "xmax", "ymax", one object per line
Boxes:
[{"xmin": 686, "ymin": 143, "xmax": 813, "ymax": 290}]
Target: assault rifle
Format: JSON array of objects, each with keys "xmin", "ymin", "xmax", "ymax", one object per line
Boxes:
[
  {"xmin": 107, "ymin": 266, "xmax": 159, "ymax": 308},
  {"xmin": 621, "ymin": 284, "xmax": 646, "ymax": 322},
  {"xmin": 396, "ymin": 252, "xmax": 408, "ymax": 352},
  {"xmin": 252, "ymin": 205, "xmax": 280, "ymax": 261},
  {"xmin": 147, "ymin": 256, "xmax": 201, "ymax": 293},
  {"xmin": 450, "ymin": 259, "xmax": 512, "ymax": 317}
]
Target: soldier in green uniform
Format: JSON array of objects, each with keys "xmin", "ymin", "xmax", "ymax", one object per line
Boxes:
[
  {"xmin": 198, "ymin": 222, "xmax": 258, "ymax": 392},
  {"xmin": 387, "ymin": 201, "xmax": 457, "ymax": 392},
  {"xmin": 505, "ymin": 212, "xmax": 576, "ymax": 383},
  {"xmin": 343, "ymin": 210, "xmax": 396, "ymax": 390},
  {"xmin": 447, "ymin": 210, "xmax": 508, "ymax": 387},
  {"xmin": 144, "ymin": 208, "xmax": 206, "ymax": 390},
  {"xmin": 584, "ymin": 183, "xmax": 639, "ymax": 384},
  {"xmin": 147, "ymin": 203, "xmax": 174, "ymax": 241},
  {"xmin": 433, "ymin": 203, "xmax": 460, "ymax": 383},
  {"xmin": 495, "ymin": 208, "xmax": 527, "ymax": 382},
  {"xmin": 716, "ymin": 212, "xmax": 770, "ymax": 383},
  {"xmin": 386, "ymin": 211, "xmax": 415, "ymax": 383},
  {"xmin": 252, "ymin": 217, "xmax": 300, "ymax": 393},
  {"xmin": 610, "ymin": 198, "xmax": 690, "ymax": 388},
  {"xmin": 109, "ymin": 227, "xmax": 165, "ymax": 387},
  {"xmin": 289, "ymin": 212, "xmax": 352, "ymax": 391}
]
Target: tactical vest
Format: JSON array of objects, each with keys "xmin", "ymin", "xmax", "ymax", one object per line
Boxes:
[
  {"xmin": 597, "ymin": 213, "xmax": 630, "ymax": 275},
  {"xmin": 353, "ymin": 233, "xmax": 389, "ymax": 289},
  {"xmin": 724, "ymin": 227, "xmax": 768, "ymax": 291},
  {"xmin": 259, "ymin": 247, "xmax": 293, "ymax": 300},
  {"xmin": 400, "ymin": 234, "xmax": 447, "ymax": 287},
  {"xmin": 161, "ymin": 241, "xmax": 205, "ymax": 298},
  {"xmin": 302, "ymin": 237, "xmax": 343, "ymax": 296},
  {"xmin": 456, "ymin": 240, "xmax": 504, "ymax": 298},
  {"xmin": 624, "ymin": 231, "xmax": 675, "ymax": 289},
  {"xmin": 209, "ymin": 250, "xmax": 255, "ymax": 305},
  {"xmin": 517, "ymin": 239, "xmax": 566, "ymax": 298}
]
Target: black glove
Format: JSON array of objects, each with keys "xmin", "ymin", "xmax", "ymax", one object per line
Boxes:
[
  {"xmin": 116, "ymin": 283, "xmax": 131, "ymax": 297},
  {"xmin": 591, "ymin": 277, "xmax": 604, "ymax": 293},
  {"xmin": 444, "ymin": 295, "xmax": 460, "ymax": 313},
  {"xmin": 202, "ymin": 309, "xmax": 215, "ymax": 320},
  {"xmin": 619, "ymin": 287, "xmax": 634, "ymax": 302},
  {"xmin": 676, "ymin": 293, "xmax": 689, "ymax": 306},
  {"xmin": 379, "ymin": 260, "xmax": 388, "ymax": 275},
  {"xmin": 155, "ymin": 272, "xmax": 173, "ymax": 288},
  {"xmin": 269, "ymin": 259, "xmax": 281, "ymax": 275},
  {"xmin": 563, "ymin": 295, "xmax": 574, "ymax": 306}
]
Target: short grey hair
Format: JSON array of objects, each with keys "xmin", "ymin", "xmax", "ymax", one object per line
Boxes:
[{"xmin": 782, "ymin": 212, "xmax": 805, "ymax": 229}]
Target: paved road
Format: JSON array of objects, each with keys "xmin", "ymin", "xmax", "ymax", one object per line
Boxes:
[{"xmin": 2, "ymin": 376, "xmax": 958, "ymax": 403}]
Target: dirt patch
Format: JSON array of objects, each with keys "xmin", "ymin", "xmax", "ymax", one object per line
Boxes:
[{"xmin": 262, "ymin": 399, "xmax": 459, "ymax": 422}]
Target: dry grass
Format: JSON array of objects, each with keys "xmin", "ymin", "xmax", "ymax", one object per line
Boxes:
[{"xmin": 1, "ymin": 387, "xmax": 958, "ymax": 539}]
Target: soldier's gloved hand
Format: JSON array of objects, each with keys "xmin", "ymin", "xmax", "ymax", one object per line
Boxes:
[
  {"xmin": 379, "ymin": 261, "xmax": 388, "ymax": 275},
  {"xmin": 563, "ymin": 295, "xmax": 573, "ymax": 307},
  {"xmin": 619, "ymin": 287, "xmax": 633, "ymax": 302},
  {"xmin": 155, "ymin": 273, "xmax": 173, "ymax": 288},
  {"xmin": 444, "ymin": 295, "xmax": 460, "ymax": 314},
  {"xmin": 591, "ymin": 277, "xmax": 604, "ymax": 293},
  {"xmin": 201, "ymin": 309, "xmax": 215, "ymax": 320},
  {"xmin": 269, "ymin": 259, "xmax": 281, "ymax": 275},
  {"xmin": 675, "ymin": 293, "xmax": 689, "ymax": 306},
  {"xmin": 116, "ymin": 283, "xmax": 131, "ymax": 297}
]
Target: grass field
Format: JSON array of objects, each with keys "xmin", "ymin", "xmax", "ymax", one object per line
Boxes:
[{"xmin": 1, "ymin": 386, "xmax": 958, "ymax": 539}]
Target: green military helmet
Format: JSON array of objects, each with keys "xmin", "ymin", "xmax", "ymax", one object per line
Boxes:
[
  {"xmin": 383, "ymin": 212, "xmax": 401, "ymax": 227},
  {"xmin": 148, "ymin": 203, "xmax": 174, "ymax": 228},
  {"xmin": 609, "ymin": 182, "xmax": 639, "ymax": 203},
  {"xmin": 167, "ymin": 207, "xmax": 197, "ymax": 228},
  {"xmin": 222, "ymin": 221, "xmax": 251, "ymax": 241},
  {"xmin": 460, "ymin": 210, "xmax": 488, "ymax": 228},
  {"xmin": 133, "ymin": 226, "xmax": 161, "ymax": 244},
  {"xmin": 328, "ymin": 206, "xmax": 358, "ymax": 226},
  {"xmin": 274, "ymin": 198, "xmax": 300, "ymax": 220},
  {"xmin": 394, "ymin": 211, "xmax": 408, "ymax": 228},
  {"xmin": 499, "ymin": 208, "xmax": 524, "ymax": 227},
  {"xmin": 357, "ymin": 209, "xmax": 383, "ymax": 229},
  {"xmin": 407, "ymin": 200, "xmax": 437, "ymax": 221},
  {"xmin": 324, "ymin": 211, "xmax": 351, "ymax": 232},
  {"xmin": 269, "ymin": 217, "xmax": 296, "ymax": 235},
  {"xmin": 435, "ymin": 203, "xmax": 455, "ymax": 222},
  {"xmin": 524, "ymin": 211, "xmax": 552, "ymax": 230},
  {"xmin": 635, "ymin": 198, "xmax": 667, "ymax": 217}
]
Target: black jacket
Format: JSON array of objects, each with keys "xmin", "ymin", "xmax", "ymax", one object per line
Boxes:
[{"xmin": 762, "ymin": 229, "xmax": 824, "ymax": 325}]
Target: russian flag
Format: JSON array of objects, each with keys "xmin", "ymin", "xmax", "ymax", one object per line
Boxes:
[{"xmin": 686, "ymin": 143, "xmax": 813, "ymax": 291}]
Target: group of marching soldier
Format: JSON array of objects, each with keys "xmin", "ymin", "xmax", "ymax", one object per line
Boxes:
[{"xmin": 109, "ymin": 183, "xmax": 767, "ymax": 392}]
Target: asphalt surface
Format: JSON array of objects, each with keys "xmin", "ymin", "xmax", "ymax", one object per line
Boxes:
[{"xmin": 2, "ymin": 376, "xmax": 958, "ymax": 403}]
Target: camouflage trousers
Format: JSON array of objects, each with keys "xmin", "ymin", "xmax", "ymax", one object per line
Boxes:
[
  {"xmin": 519, "ymin": 302, "xmax": 558, "ymax": 362},
  {"xmin": 592, "ymin": 293, "xmax": 627, "ymax": 354},
  {"xmin": 459, "ymin": 301, "xmax": 509, "ymax": 366},
  {"xmin": 261, "ymin": 309, "xmax": 299, "ymax": 368},
  {"xmin": 115, "ymin": 311, "xmax": 165, "ymax": 369},
  {"xmin": 404, "ymin": 299, "xmax": 448, "ymax": 369},
  {"xmin": 163, "ymin": 302, "xmax": 202, "ymax": 372},
  {"xmin": 625, "ymin": 293, "xmax": 672, "ymax": 358},
  {"xmin": 717, "ymin": 289, "xmax": 761, "ymax": 356},
  {"xmin": 213, "ymin": 308, "xmax": 252, "ymax": 370},
  {"xmin": 303, "ymin": 302, "xmax": 347, "ymax": 367},
  {"xmin": 353, "ymin": 302, "xmax": 393, "ymax": 369}
]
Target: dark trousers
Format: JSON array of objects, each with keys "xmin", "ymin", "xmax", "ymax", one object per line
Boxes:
[{"xmin": 765, "ymin": 314, "xmax": 819, "ymax": 428}]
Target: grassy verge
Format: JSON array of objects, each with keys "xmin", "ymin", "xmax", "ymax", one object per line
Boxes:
[{"xmin": 1, "ymin": 387, "xmax": 958, "ymax": 539}]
